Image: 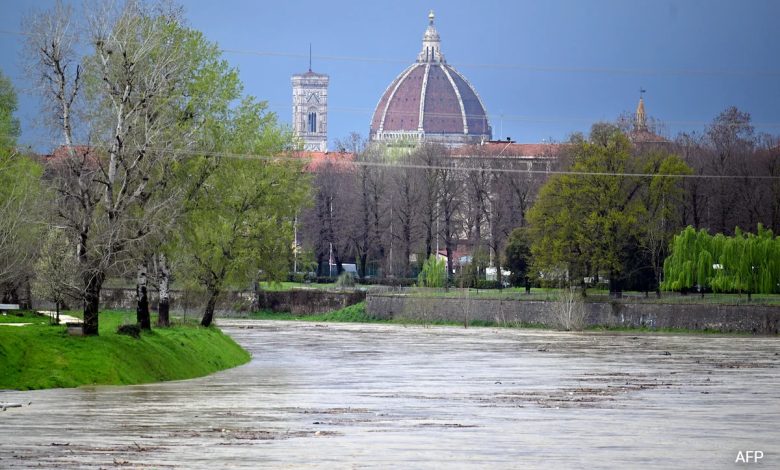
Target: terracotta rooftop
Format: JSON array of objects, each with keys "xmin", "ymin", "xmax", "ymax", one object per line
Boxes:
[
  {"xmin": 291, "ymin": 150, "xmax": 355, "ymax": 172},
  {"xmin": 453, "ymin": 142, "xmax": 565, "ymax": 157}
]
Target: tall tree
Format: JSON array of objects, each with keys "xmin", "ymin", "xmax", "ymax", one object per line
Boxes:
[
  {"xmin": 413, "ymin": 144, "xmax": 441, "ymax": 261},
  {"xmin": 26, "ymin": 1, "xmax": 239, "ymax": 334},
  {"xmin": 388, "ymin": 154, "xmax": 420, "ymax": 277},
  {"xmin": 437, "ymin": 147, "xmax": 462, "ymax": 280},
  {"xmin": 705, "ymin": 107, "xmax": 754, "ymax": 234},
  {"xmin": 175, "ymin": 98, "xmax": 310, "ymax": 327},
  {"xmin": 528, "ymin": 124, "xmax": 689, "ymax": 294},
  {"xmin": 0, "ymin": 70, "xmax": 45, "ymax": 302}
]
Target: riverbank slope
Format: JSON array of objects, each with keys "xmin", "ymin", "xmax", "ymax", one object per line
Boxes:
[{"xmin": 0, "ymin": 311, "xmax": 250, "ymax": 390}]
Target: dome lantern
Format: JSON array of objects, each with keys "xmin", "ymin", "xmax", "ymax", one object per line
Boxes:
[{"xmin": 418, "ymin": 10, "xmax": 444, "ymax": 63}]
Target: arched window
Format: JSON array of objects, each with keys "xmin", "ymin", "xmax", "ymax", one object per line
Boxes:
[{"xmin": 308, "ymin": 112, "xmax": 317, "ymax": 133}]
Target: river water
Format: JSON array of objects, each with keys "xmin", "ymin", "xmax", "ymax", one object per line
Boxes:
[{"xmin": 1, "ymin": 321, "xmax": 778, "ymax": 468}]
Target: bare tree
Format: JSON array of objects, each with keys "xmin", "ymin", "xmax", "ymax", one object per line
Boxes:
[
  {"xmin": 674, "ymin": 132, "xmax": 708, "ymax": 229},
  {"xmin": 302, "ymin": 158, "xmax": 354, "ymax": 277},
  {"xmin": 388, "ymin": 156, "xmax": 420, "ymax": 278},
  {"xmin": 413, "ymin": 144, "xmax": 441, "ymax": 260},
  {"xmin": 27, "ymin": 1, "xmax": 231, "ymax": 334},
  {"xmin": 436, "ymin": 147, "xmax": 462, "ymax": 280},
  {"xmin": 705, "ymin": 107, "xmax": 754, "ymax": 234},
  {"xmin": 756, "ymin": 134, "xmax": 780, "ymax": 233}
]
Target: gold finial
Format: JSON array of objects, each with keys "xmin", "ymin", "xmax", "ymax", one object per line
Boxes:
[{"xmin": 428, "ymin": 10, "xmax": 435, "ymax": 25}]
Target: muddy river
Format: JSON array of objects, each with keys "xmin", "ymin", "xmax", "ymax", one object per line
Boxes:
[{"xmin": 1, "ymin": 321, "xmax": 778, "ymax": 468}]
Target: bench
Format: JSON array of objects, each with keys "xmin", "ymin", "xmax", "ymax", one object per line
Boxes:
[{"xmin": 0, "ymin": 304, "xmax": 21, "ymax": 315}]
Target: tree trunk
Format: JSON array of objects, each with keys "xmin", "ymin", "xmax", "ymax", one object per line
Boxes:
[
  {"xmin": 201, "ymin": 286, "xmax": 219, "ymax": 327},
  {"xmin": 136, "ymin": 263, "xmax": 151, "ymax": 330},
  {"xmin": 83, "ymin": 272, "xmax": 103, "ymax": 336},
  {"xmin": 157, "ymin": 253, "xmax": 170, "ymax": 327},
  {"xmin": 359, "ymin": 253, "xmax": 368, "ymax": 279},
  {"xmin": 445, "ymin": 243, "xmax": 453, "ymax": 282},
  {"xmin": 251, "ymin": 278, "xmax": 260, "ymax": 312}
]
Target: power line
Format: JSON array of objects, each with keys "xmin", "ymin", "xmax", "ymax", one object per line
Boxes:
[
  {"xmin": 221, "ymin": 47, "xmax": 780, "ymax": 77},
  {"xmin": 11, "ymin": 134, "xmax": 780, "ymax": 180},
  {"xmin": 3, "ymin": 28, "xmax": 780, "ymax": 78},
  {"xmin": 264, "ymin": 102, "xmax": 780, "ymax": 128},
  {"xmin": 129, "ymin": 146, "xmax": 780, "ymax": 181}
]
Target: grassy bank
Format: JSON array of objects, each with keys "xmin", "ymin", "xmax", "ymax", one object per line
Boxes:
[
  {"xmin": 249, "ymin": 302, "xmax": 378, "ymax": 322},
  {"xmin": 0, "ymin": 310, "xmax": 250, "ymax": 390}
]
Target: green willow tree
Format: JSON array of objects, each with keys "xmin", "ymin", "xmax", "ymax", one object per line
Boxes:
[
  {"xmin": 528, "ymin": 124, "xmax": 689, "ymax": 294},
  {"xmin": 175, "ymin": 98, "xmax": 310, "ymax": 327},
  {"xmin": 663, "ymin": 225, "xmax": 780, "ymax": 300},
  {"xmin": 417, "ymin": 254, "xmax": 446, "ymax": 288}
]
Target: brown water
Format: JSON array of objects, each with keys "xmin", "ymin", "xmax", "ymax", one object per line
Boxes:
[{"xmin": 1, "ymin": 321, "xmax": 778, "ymax": 468}]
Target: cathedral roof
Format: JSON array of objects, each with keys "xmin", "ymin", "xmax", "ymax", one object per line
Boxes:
[{"xmin": 370, "ymin": 11, "xmax": 491, "ymax": 145}]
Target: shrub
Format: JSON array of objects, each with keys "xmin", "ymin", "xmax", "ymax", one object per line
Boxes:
[
  {"xmin": 356, "ymin": 277, "xmax": 416, "ymax": 287},
  {"xmin": 417, "ymin": 255, "xmax": 446, "ymax": 288},
  {"xmin": 336, "ymin": 272, "xmax": 356, "ymax": 288},
  {"xmin": 550, "ymin": 287, "xmax": 586, "ymax": 331},
  {"xmin": 475, "ymin": 280, "xmax": 501, "ymax": 290},
  {"xmin": 117, "ymin": 323, "xmax": 141, "ymax": 338}
]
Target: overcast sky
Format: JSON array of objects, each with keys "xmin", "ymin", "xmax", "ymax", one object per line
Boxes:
[{"xmin": 1, "ymin": 0, "xmax": 778, "ymax": 152}]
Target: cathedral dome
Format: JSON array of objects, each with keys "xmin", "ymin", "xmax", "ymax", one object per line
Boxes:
[{"xmin": 369, "ymin": 11, "xmax": 492, "ymax": 145}]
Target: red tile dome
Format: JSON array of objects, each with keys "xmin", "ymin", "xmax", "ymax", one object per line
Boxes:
[{"xmin": 370, "ymin": 11, "xmax": 492, "ymax": 145}]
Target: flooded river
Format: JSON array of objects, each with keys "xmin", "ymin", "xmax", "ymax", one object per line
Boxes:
[{"xmin": 1, "ymin": 321, "xmax": 778, "ymax": 468}]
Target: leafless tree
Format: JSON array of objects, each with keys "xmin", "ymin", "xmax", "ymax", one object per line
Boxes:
[
  {"xmin": 674, "ymin": 132, "xmax": 708, "ymax": 229},
  {"xmin": 387, "ymin": 154, "xmax": 421, "ymax": 278},
  {"xmin": 756, "ymin": 134, "xmax": 780, "ymax": 233},
  {"xmin": 302, "ymin": 158, "xmax": 354, "ymax": 277},
  {"xmin": 26, "ymin": 1, "xmax": 222, "ymax": 334},
  {"xmin": 705, "ymin": 106, "xmax": 754, "ymax": 234},
  {"xmin": 413, "ymin": 144, "xmax": 442, "ymax": 261},
  {"xmin": 436, "ymin": 147, "xmax": 463, "ymax": 280}
]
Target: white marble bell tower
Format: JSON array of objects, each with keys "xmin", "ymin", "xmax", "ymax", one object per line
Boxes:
[{"xmin": 292, "ymin": 55, "xmax": 329, "ymax": 152}]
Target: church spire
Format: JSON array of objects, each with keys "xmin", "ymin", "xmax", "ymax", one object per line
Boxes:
[
  {"xmin": 418, "ymin": 10, "xmax": 445, "ymax": 63},
  {"xmin": 635, "ymin": 89, "xmax": 648, "ymax": 132}
]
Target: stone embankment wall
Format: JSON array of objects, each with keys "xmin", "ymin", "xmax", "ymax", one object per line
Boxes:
[
  {"xmin": 366, "ymin": 294, "xmax": 780, "ymax": 334},
  {"xmin": 100, "ymin": 288, "xmax": 365, "ymax": 315}
]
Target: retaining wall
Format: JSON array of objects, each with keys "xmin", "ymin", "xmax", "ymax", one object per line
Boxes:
[
  {"xmin": 366, "ymin": 294, "xmax": 780, "ymax": 334},
  {"xmin": 100, "ymin": 287, "xmax": 365, "ymax": 315}
]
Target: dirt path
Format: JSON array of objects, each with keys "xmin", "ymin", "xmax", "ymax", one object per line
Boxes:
[{"xmin": 37, "ymin": 311, "xmax": 82, "ymax": 324}]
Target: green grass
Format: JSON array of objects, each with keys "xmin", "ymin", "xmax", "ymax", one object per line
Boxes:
[
  {"xmin": 257, "ymin": 281, "xmax": 337, "ymax": 291},
  {"xmin": 0, "ymin": 311, "xmax": 51, "ymax": 325},
  {"xmin": 0, "ymin": 310, "xmax": 250, "ymax": 390},
  {"xmin": 249, "ymin": 302, "xmax": 378, "ymax": 322}
]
